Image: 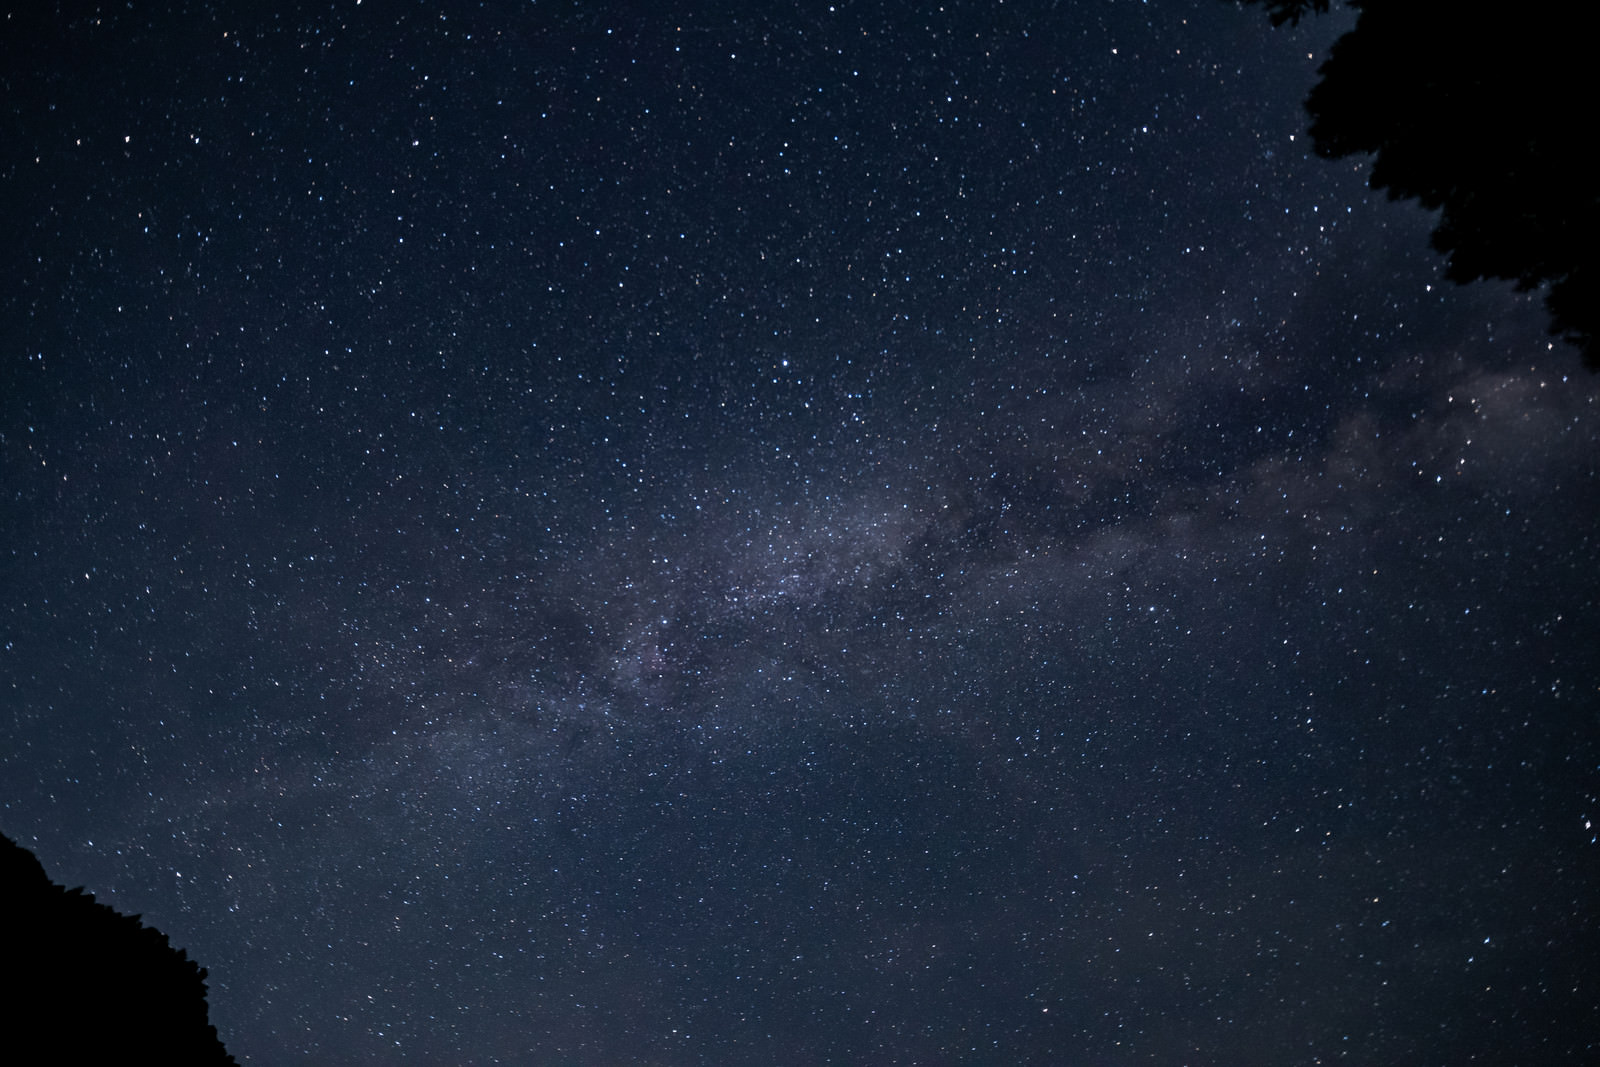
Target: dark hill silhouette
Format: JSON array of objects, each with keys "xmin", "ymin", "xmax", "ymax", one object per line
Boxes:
[
  {"xmin": 1240, "ymin": 0, "xmax": 1597, "ymax": 366},
  {"xmin": 0, "ymin": 834, "xmax": 237, "ymax": 1065}
]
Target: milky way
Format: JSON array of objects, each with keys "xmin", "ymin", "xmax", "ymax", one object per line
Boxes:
[{"xmin": 4, "ymin": 2, "xmax": 1598, "ymax": 1063}]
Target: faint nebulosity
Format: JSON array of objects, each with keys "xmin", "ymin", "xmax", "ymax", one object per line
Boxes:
[{"xmin": 2, "ymin": 1, "xmax": 1596, "ymax": 1064}]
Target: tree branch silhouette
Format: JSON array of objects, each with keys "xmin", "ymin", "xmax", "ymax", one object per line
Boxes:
[
  {"xmin": 1238, "ymin": 0, "xmax": 1596, "ymax": 366},
  {"xmin": 1, "ymin": 834, "xmax": 238, "ymax": 1065}
]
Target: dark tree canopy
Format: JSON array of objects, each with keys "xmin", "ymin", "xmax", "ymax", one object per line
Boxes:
[
  {"xmin": 1241, "ymin": 0, "xmax": 1597, "ymax": 365},
  {"xmin": 1, "ymin": 834, "xmax": 238, "ymax": 1066},
  {"xmin": 1241, "ymin": 0, "xmax": 1333, "ymax": 26}
]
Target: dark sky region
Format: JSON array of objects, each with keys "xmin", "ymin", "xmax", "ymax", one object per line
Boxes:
[{"xmin": 3, "ymin": 1, "xmax": 1597, "ymax": 1063}]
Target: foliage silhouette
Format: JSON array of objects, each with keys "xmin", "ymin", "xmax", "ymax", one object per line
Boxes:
[
  {"xmin": 1239, "ymin": 0, "xmax": 1596, "ymax": 365},
  {"xmin": 1241, "ymin": 0, "xmax": 1332, "ymax": 26},
  {"xmin": 1, "ymin": 833, "xmax": 237, "ymax": 1065}
]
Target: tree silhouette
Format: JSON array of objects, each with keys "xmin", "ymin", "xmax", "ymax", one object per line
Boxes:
[
  {"xmin": 1241, "ymin": 0, "xmax": 1332, "ymax": 26},
  {"xmin": 1239, "ymin": 0, "xmax": 1596, "ymax": 366},
  {"xmin": 1, "ymin": 834, "xmax": 238, "ymax": 1065}
]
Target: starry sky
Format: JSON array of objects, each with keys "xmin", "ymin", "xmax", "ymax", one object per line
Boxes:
[{"xmin": 3, "ymin": 1, "xmax": 1598, "ymax": 1063}]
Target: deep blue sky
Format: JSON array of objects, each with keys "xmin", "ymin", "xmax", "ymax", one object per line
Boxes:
[{"xmin": 4, "ymin": 1, "xmax": 1597, "ymax": 1063}]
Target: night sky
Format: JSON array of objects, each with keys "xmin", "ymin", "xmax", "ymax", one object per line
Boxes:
[{"xmin": 4, "ymin": 1, "xmax": 1598, "ymax": 1064}]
